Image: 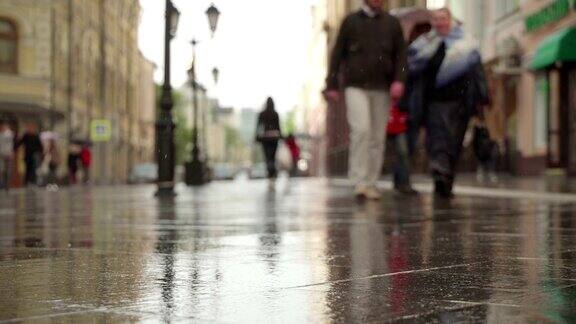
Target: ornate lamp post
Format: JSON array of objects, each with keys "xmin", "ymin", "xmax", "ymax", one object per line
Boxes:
[
  {"xmin": 212, "ymin": 67, "xmax": 220, "ymax": 84},
  {"xmin": 156, "ymin": 0, "xmax": 180, "ymax": 196},
  {"xmin": 185, "ymin": 39, "xmax": 205, "ymax": 186},
  {"xmin": 206, "ymin": 3, "xmax": 221, "ymax": 37},
  {"xmin": 185, "ymin": 4, "xmax": 220, "ymax": 186}
]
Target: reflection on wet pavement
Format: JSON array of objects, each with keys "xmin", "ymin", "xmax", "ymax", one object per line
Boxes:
[{"xmin": 1, "ymin": 178, "xmax": 576, "ymax": 322}]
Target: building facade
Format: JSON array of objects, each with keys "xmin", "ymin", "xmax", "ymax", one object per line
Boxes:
[
  {"xmin": 520, "ymin": 0, "xmax": 576, "ymax": 175},
  {"xmin": 0, "ymin": 0, "xmax": 156, "ymax": 185},
  {"xmin": 448, "ymin": 0, "xmax": 576, "ymax": 176},
  {"xmin": 300, "ymin": 0, "xmax": 328, "ymax": 176}
]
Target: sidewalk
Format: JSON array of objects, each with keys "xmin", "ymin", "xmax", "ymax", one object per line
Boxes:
[
  {"xmin": 1, "ymin": 177, "xmax": 575, "ymax": 322},
  {"xmin": 331, "ymin": 173, "xmax": 576, "ymax": 203}
]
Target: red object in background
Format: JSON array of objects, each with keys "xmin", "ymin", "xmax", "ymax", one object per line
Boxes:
[
  {"xmin": 387, "ymin": 104, "xmax": 408, "ymax": 136},
  {"xmin": 285, "ymin": 136, "xmax": 301, "ymax": 162},
  {"xmin": 80, "ymin": 146, "xmax": 92, "ymax": 167}
]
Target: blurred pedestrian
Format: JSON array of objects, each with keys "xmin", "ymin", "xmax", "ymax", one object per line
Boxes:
[
  {"xmin": 324, "ymin": 0, "xmax": 407, "ymax": 200},
  {"xmin": 387, "ymin": 103, "xmax": 418, "ymax": 195},
  {"xmin": 284, "ymin": 134, "xmax": 301, "ymax": 177},
  {"xmin": 44, "ymin": 138, "xmax": 60, "ymax": 190},
  {"xmin": 67, "ymin": 144, "xmax": 80, "ymax": 185},
  {"xmin": 80, "ymin": 144, "xmax": 92, "ymax": 184},
  {"xmin": 0, "ymin": 120, "xmax": 14, "ymax": 190},
  {"xmin": 472, "ymin": 118, "xmax": 499, "ymax": 183},
  {"xmin": 406, "ymin": 8, "xmax": 489, "ymax": 198},
  {"xmin": 255, "ymin": 97, "xmax": 282, "ymax": 188},
  {"xmin": 16, "ymin": 123, "xmax": 43, "ymax": 186}
]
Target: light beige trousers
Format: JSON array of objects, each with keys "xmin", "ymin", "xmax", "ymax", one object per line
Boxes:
[{"xmin": 345, "ymin": 87, "xmax": 391, "ymax": 187}]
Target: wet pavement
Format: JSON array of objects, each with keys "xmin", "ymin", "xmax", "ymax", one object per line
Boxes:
[{"xmin": 1, "ymin": 177, "xmax": 576, "ymax": 323}]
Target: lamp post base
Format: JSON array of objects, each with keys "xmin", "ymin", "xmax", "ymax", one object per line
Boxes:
[
  {"xmin": 155, "ymin": 185, "xmax": 177, "ymax": 197},
  {"xmin": 185, "ymin": 159, "xmax": 206, "ymax": 186}
]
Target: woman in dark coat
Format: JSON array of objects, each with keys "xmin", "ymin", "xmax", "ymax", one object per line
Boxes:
[
  {"xmin": 406, "ymin": 8, "xmax": 490, "ymax": 198},
  {"xmin": 255, "ymin": 97, "xmax": 282, "ymax": 183}
]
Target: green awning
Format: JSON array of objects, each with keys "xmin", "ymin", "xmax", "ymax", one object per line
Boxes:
[{"xmin": 531, "ymin": 27, "xmax": 576, "ymax": 70}]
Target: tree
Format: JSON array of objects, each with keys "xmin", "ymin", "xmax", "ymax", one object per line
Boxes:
[{"xmin": 282, "ymin": 108, "xmax": 297, "ymax": 135}]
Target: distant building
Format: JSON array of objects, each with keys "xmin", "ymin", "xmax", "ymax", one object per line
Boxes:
[
  {"xmin": 0, "ymin": 0, "xmax": 155, "ymax": 184},
  {"xmin": 239, "ymin": 108, "xmax": 258, "ymax": 144},
  {"xmin": 135, "ymin": 53, "xmax": 157, "ymax": 165},
  {"xmin": 300, "ymin": 0, "xmax": 328, "ymax": 176}
]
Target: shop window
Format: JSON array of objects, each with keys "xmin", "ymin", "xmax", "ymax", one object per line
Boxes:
[
  {"xmin": 534, "ymin": 73, "xmax": 549, "ymax": 151},
  {"xmin": 495, "ymin": 0, "xmax": 520, "ymax": 20},
  {"xmin": 0, "ymin": 18, "xmax": 17, "ymax": 74},
  {"xmin": 397, "ymin": 0, "xmax": 418, "ymax": 7}
]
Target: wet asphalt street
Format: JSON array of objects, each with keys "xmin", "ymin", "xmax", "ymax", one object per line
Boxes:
[{"xmin": 1, "ymin": 177, "xmax": 576, "ymax": 323}]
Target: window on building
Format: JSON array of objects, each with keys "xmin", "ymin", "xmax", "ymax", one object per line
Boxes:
[
  {"xmin": 397, "ymin": 0, "xmax": 418, "ymax": 7},
  {"xmin": 495, "ymin": 0, "xmax": 520, "ymax": 20},
  {"xmin": 0, "ymin": 18, "xmax": 17, "ymax": 74}
]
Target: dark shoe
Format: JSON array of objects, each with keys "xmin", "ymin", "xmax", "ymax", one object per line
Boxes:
[
  {"xmin": 354, "ymin": 185, "xmax": 367, "ymax": 200},
  {"xmin": 434, "ymin": 180, "xmax": 443, "ymax": 194},
  {"xmin": 396, "ymin": 185, "xmax": 418, "ymax": 196},
  {"xmin": 439, "ymin": 190, "xmax": 455, "ymax": 199},
  {"xmin": 434, "ymin": 180, "xmax": 454, "ymax": 199}
]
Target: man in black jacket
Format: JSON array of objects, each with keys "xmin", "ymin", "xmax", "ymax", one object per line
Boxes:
[
  {"xmin": 324, "ymin": 0, "xmax": 407, "ymax": 200},
  {"xmin": 17, "ymin": 123, "xmax": 43, "ymax": 186}
]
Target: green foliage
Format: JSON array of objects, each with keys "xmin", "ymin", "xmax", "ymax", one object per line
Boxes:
[{"xmin": 282, "ymin": 109, "xmax": 297, "ymax": 136}]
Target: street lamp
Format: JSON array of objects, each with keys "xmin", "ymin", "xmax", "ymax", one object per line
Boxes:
[
  {"xmin": 206, "ymin": 3, "xmax": 221, "ymax": 37},
  {"xmin": 155, "ymin": 0, "xmax": 180, "ymax": 197},
  {"xmin": 185, "ymin": 39, "xmax": 206, "ymax": 186},
  {"xmin": 169, "ymin": 2, "xmax": 180, "ymax": 38},
  {"xmin": 184, "ymin": 4, "xmax": 221, "ymax": 186},
  {"xmin": 212, "ymin": 67, "xmax": 220, "ymax": 84}
]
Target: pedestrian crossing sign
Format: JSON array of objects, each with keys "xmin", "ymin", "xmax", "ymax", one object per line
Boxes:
[{"xmin": 90, "ymin": 119, "xmax": 112, "ymax": 142}]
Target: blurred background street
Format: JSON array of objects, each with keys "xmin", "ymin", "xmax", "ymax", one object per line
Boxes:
[{"xmin": 1, "ymin": 0, "xmax": 576, "ymax": 322}]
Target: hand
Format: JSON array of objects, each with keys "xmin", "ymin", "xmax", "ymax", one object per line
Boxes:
[
  {"xmin": 390, "ymin": 82, "xmax": 405, "ymax": 101},
  {"xmin": 323, "ymin": 90, "xmax": 340, "ymax": 103}
]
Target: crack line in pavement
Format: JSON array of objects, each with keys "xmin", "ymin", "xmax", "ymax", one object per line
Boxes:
[
  {"xmin": 442, "ymin": 300, "xmax": 524, "ymax": 308},
  {"xmin": 281, "ymin": 262, "xmax": 483, "ymax": 290}
]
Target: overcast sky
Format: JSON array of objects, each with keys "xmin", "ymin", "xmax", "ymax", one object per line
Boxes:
[{"xmin": 138, "ymin": 0, "xmax": 315, "ymax": 113}]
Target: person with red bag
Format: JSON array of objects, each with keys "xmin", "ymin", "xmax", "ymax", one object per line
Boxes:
[
  {"xmin": 387, "ymin": 102, "xmax": 418, "ymax": 195},
  {"xmin": 284, "ymin": 134, "xmax": 301, "ymax": 177},
  {"xmin": 80, "ymin": 144, "xmax": 92, "ymax": 184}
]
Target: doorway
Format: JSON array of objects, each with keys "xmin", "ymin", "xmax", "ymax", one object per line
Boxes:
[
  {"xmin": 566, "ymin": 66, "xmax": 576, "ymax": 174},
  {"xmin": 547, "ymin": 70, "xmax": 567, "ymax": 169}
]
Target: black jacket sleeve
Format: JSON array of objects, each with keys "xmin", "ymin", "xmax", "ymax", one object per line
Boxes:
[
  {"xmin": 391, "ymin": 17, "xmax": 407, "ymax": 84},
  {"xmin": 326, "ymin": 17, "xmax": 350, "ymax": 90}
]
